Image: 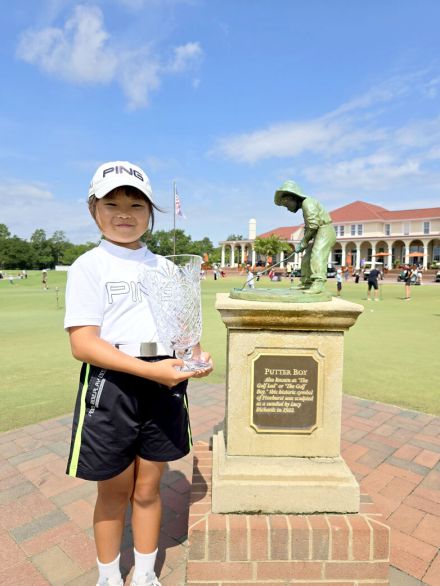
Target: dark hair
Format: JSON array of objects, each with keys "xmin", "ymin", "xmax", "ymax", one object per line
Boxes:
[{"xmin": 88, "ymin": 186, "xmax": 164, "ymax": 232}]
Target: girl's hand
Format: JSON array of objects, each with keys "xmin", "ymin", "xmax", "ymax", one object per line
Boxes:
[
  {"xmin": 192, "ymin": 350, "xmax": 214, "ymax": 379},
  {"xmin": 147, "ymin": 358, "xmax": 194, "ymax": 387}
]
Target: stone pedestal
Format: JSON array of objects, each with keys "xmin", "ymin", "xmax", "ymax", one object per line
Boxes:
[
  {"xmin": 212, "ymin": 294, "xmax": 364, "ymax": 514},
  {"xmin": 187, "ymin": 442, "xmax": 390, "ymax": 586}
]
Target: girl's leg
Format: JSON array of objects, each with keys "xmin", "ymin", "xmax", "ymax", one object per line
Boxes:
[
  {"xmin": 94, "ymin": 462, "xmax": 135, "ymax": 563},
  {"xmin": 131, "ymin": 457, "xmax": 165, "ymax": 553}
]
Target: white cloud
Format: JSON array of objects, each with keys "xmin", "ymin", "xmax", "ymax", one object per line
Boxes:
[
  {"xmin": 17, "ymin": 5, "xmax": 116, "ymax": 84},
  {"xmin": 422, "ymin": 76, "xmax": 440, "ymax": 99},
  {"xmin": 212, "ymin": 71, "xmax": 438, "ymax": 165},
  {"xmin": 0, "ymin": 177, "xmax": 100, "ymax": 243},
  {"xmin": 214, "ymin": 119, "xmax": 335, "ymax": 163},
  {"xmin": 303, "ymin": 153, "xmax": 423, "ymax": 192},
  {"xmin": 0, "ymin": 180, "xmax": 53, "ymax": 202},
  {"xmin": 212, "ymin": 70, "xmax": 440, "ymax": 205},
  {"xmin": 214, "ymin": 116, "xmax": 386, "ymax": 164},
  {"xmin": 16, "ymin": 4, "xmax": 202, "ymax": 109},
  {"xmin": 394, "ymin": 116, "xmax": 440, "ymax": 149},
  {"xmin": 116, "ymin": 0, "xmax": 196, "ymax": 9},
  {"xmin": 166, "ymin": 41, "xmax": 202, "ymax": 73},
  {"xmin": 427, "ymin": 147, "xmax": 440, "ymax": 160},
  {"xmin": 0, "ymin": 187, "xmax": 98, "ymax": 242},
  {"xmin": 330, "ymin": 74, "xmax": 414, "ymax": 117},
  {"xmin": 118, "ymin": 51, "xmax": 161, "ymax": 109}
]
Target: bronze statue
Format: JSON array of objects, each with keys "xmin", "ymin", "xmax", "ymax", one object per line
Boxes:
[
  {"xmin": 229, "ymin": 180, "xmax": 336, "ymax": 303},
  {"xmin": 274, "ymin": 180, "xmax": 336, "ymax": 295}
]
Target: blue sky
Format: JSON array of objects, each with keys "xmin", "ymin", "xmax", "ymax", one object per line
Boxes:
[{"xmin": 1, "ymin": 0, "xmax": 440, "ymax": 245}]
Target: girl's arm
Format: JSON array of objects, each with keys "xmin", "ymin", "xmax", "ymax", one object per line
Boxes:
[{"xmin": 69, "ymin": 325, "xmax": 199, "ymax": 387}]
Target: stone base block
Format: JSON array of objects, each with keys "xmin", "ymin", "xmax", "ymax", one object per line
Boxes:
[
  {"xmin": 187, "ymin": 442, "xmax": 390, "ymax": 586},
  {"xmin": 212, "ymin": 431, "xmax": 360, "ymax": 514}
]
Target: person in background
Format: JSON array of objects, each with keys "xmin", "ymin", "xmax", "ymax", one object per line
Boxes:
[
  {"xmin": 404, "ymin": 265, "xmax": 414, "ymax": 300},
  {"xmin": 367, "ymin": 266, "xmax": 381, "ymax": 301},
  {"xmin": 336, "ymin": 268, "xmax": 343, "ymax": 296},
  {"xmin": 246, "ymin": 267, "xmax": 255, "ymax": 289}
]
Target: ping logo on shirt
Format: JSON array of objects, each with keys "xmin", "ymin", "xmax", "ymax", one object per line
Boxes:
[
  {"xmin": 102, "ymin": 165, "xmax": 144, "ymax": 182},
  {"xmin": 106, "ymin": 281, "xmax": 148, "ymax": 303}
]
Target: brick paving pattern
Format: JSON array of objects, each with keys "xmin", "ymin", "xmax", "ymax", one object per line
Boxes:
[
  {"xmin": 187, "ymin": 443, "xmax": 391, "ymax": 585},
  {"xmin": 0, "ymin": 380, "xmax": 439, "ymax": 585}
]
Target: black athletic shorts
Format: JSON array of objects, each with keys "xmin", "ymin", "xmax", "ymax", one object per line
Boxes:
[
  {"xmin": 66, "ymin": 358, "xmax": 192, "ymax": 481},
  {"xmin": 368, "ymin": 281, "xmax": 378, "ymax": 290}
]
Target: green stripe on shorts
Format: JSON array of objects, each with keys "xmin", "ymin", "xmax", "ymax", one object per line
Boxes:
[{"xmin": 67, "ymin": 363, "xmax": 90, "ymax": 477}]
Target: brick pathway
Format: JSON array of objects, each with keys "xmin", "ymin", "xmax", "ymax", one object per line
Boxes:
[{"xmin": 0, "ymin": 380, "xmax": 439, "ymax": 585}]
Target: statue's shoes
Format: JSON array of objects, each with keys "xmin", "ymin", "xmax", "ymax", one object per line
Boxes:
[{"xmin": 307, "ymin": 282, "xmax": 325, "ymax": 294}]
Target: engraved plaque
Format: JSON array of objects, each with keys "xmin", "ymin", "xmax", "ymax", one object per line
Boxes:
[{"xmin": 251, "ymin": 354, "xmax": 319, "ymax": 433}]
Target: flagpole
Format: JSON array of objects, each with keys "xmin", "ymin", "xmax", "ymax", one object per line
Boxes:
[{"xmin": 173, "ymin": 180, "xmax": 176, "ymax": 255}]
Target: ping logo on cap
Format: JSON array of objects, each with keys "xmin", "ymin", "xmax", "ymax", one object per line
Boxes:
[{"xmin": 102, "ymin": 165, "xmax": 144, "ymax": 182}]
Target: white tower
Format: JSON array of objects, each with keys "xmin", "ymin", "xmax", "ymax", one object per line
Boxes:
[{"xmin": 248, "ymin": 218, "xmax": 256, "ymax": 241}]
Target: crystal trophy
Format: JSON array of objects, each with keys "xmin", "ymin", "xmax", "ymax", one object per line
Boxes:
[{"xmin": 140, "ymin": 254, "xmax": 210, "ymax": 372}]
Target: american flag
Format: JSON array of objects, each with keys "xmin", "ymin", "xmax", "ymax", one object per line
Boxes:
[{"xmin": 174, "ymin": 188, "xmax": 186, "ymax": 218}]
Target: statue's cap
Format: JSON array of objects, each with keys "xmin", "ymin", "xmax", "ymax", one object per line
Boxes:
[{"xmin": 274, "ymin": 180, "xmax": 307, "ymax": 206}]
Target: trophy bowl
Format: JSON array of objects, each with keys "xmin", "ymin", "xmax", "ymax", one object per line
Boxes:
[{"xmin": 140, "ymin": 254, "xmax": 210, "ymax": 372}]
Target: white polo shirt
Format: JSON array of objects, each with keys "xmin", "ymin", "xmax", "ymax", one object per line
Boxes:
[{"xmin": 64, "ymin": 239, "xmax": 168, "ymax": 345}]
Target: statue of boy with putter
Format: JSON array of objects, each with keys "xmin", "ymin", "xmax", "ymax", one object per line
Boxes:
[{"xmin": 274, "ymin": 180, "xmax": 336, "ymax": 295}]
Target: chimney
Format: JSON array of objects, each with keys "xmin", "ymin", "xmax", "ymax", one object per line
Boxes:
[{"xmin": 248, "ymin": 218, "xmax": 256, "ymax": 240}]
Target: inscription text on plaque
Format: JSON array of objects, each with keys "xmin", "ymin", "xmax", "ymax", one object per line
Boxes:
[{"xmin": 251, "ymin": 353, "xmax": 319, "ymax": 434}]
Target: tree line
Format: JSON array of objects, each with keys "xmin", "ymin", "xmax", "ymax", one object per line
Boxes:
[
  {"xmin": 0, "ymin": 222, "xmax": 292, "ymax": 271},
  {"xmin": 0, "ymin": 223, "xmax": 222, "ymax": 270}
]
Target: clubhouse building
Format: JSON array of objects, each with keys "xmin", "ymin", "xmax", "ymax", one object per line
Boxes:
[{"xmin": 219, "ymin": 201, "xmax": 440, "ymax": 270}]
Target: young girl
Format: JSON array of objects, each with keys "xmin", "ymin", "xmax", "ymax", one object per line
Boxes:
[{"xmin": 64, "ymin": 161, "xmax": 212, "ymax": 586}]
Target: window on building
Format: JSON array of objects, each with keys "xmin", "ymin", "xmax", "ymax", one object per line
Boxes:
[
  {"xmin": 404, "ymin": 222, "xmax": 410, "ymax": 236},
  {"xmin": 351, "ymin": 225, "xmax": 356, "ymax": 236},
  {"xmin": 385, "ymin": 224, "xmax": 391, "ymax": 236},
  {"xmin": 423, "ymin": 221, "xmax": 430, "ymax": 235},
  {"xmin": 340, "ymin": 225, "xmax": 345, "ymax": 237},
  {"xmin": 357, "ymin": 224, "xmax": 363, "ymax": 236}
]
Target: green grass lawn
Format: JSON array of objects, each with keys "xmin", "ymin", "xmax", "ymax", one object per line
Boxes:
[{"xmin": 1, "ymin": 270, "xmax": 439, "ymax": 432}]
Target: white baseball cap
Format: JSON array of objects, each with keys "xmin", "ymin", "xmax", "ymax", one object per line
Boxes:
[{"xmin": 88, "ymin": 161, "xmax": 154, "ymax": 202}]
